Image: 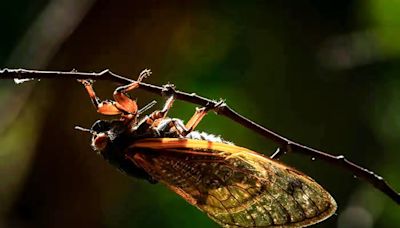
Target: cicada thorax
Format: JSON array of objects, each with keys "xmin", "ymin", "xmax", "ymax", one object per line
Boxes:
[{"xmin": 94, "ymin": 117, "xmax": 229, "ymax": 183}]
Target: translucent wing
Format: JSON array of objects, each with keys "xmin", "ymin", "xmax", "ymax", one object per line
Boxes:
[{"xmin": 128, "ymin": 138, "xmax": 336, "ymax": 228}]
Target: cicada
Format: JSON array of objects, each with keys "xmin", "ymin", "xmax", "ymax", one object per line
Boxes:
[{"xmin": 77, "ymin": 70, "xmax": 336, "ymax": 227}]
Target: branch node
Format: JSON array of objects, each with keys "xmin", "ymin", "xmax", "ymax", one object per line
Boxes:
[
  {"xmin": 336, "ymin": 155, "xmax": 345, "ymax": 163},
  {"xmin": 161, "ymin": 83, "xmax": 176, "ymax": 97},
  {"xmin": 209, "ymin": 99, "xmax": 226, "ymax": 114},
  {"xmin": 99, "ymin": 69, "xmax": 111, "ymax": 75}
]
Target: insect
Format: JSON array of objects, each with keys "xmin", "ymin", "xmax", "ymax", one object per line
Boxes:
[{"xmin": 77, "ymin": 70, "xmax": 337, "ymax": 227}]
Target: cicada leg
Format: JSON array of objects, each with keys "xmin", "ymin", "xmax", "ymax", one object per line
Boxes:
[
  {"xmin": 113, "ymin": 69, "xmax": 152, "ymax": 115},
  {"xmin": 136, "ymin": 94, "xmax": 206, "ymax": 136},
  {"xmin": 79, "ymin": 79, "xmax": 121, "ymax": 115},
  {"xmin": 183, "ymin": 100, "xmax": 226, "ymax": 135},
  {"xmin": 165, "ymin": 100, "xmax": 226, "ymax": 137},
  {"xmin": 79, "ymin": 69, "xmax": 152, "ymax": 116},
  {"xmin": 139, "ymin": 95, "xmax": 176, "ymax": 129},
  {"xmin": 183, "ymin": 107, "xmax": 208, "ymax": 133},
  {"xmin": 134, "ymin": 95, "xmax": 176, "ymax": 132}
]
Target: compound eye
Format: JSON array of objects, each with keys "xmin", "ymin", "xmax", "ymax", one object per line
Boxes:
[
  {"xmin": 92, "ymin": 133, "xmax": 109, "ymax": 151},
  {"xmin": 91, "ymin": 120, "xmax": 111, "ymax": 133}
]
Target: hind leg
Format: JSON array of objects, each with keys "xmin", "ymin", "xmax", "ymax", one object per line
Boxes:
[{"xmin": 165, "ymin": 100, "xmax": 225, "ymax": 136}]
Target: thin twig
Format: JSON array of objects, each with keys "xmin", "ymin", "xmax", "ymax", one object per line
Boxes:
[{"xmin": 1, "ymin": 68, "xmax": 399, "ymax": 204}]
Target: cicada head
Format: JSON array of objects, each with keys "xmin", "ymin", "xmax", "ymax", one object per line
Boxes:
[
  {"xmin": 90, "ymin": 120, "xmax": 111, "ymax": 152},
  {"xmin": 90, "ymin": 120, "xmax": 126, "ymax": 153},
  {"xmin": 87, "ymin": 119, "xmax": 155, "ymax": 182}
]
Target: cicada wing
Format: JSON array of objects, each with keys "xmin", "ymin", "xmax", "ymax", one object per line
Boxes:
[{"xmin": 128, "ymin": 138, "xmax": 336, "ymax": 228}]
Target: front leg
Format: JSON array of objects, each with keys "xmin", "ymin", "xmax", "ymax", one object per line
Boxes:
[
  {"xmin": 79, "ymin": 79, "xmax": 121, "ymax": 115},
  {"xmin": 113, "ymin": 69, "xmax": 151, "ymax": 114}
]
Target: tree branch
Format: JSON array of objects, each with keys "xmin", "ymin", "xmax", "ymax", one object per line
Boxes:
[{"xmin": 1, "ymin": 68, "xmax": 399, "ymax": 204}]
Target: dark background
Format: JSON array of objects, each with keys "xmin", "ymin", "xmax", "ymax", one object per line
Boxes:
[{"xmin": 0, "ymin": 0, "xmax": 399, "ymax": 227}]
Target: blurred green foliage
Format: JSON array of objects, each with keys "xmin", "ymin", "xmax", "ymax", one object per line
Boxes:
[{"xmin": 0, "ymin": 1, "xmax": 399, "ymax": 228}]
